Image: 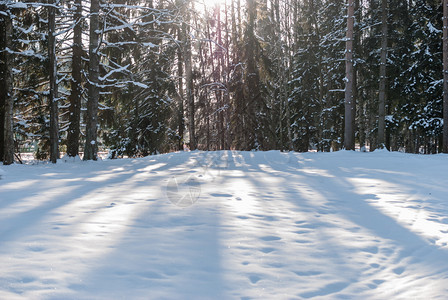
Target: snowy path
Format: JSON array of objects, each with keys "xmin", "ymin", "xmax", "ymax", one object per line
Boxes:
[{"xmin": 0, "ymin": 151, "xmax": 448, "ymax": 299}]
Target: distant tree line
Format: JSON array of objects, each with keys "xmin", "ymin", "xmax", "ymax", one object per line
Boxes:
[{"xmin": 1, "ymin": 0, "xmax": 448, "ymax": 165}]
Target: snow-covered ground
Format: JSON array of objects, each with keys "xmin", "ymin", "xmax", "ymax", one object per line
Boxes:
[{"xmin": 0, "ymin": 150, "xmax": 448, "ymax": 299}]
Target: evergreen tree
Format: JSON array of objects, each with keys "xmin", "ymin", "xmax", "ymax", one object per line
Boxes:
[
  {"xmin": 84, "ymin": 0, "xmax": 100, "ymax": 160},
  {"xmin": 0, "ymin": 1, "xmax": 14, "ymax": 164},
  {"xmin": 444, "ymin": 0, "xmax": 448, "ymax": 153},
  {"xmin": 377, "ymin": 0, "xmax": 388, "ymax": 149},
  {"xmin": 290, "ymin": 0, "xmax": 323, "ymax": 152},
  {"xmin": 66, "ymin": 0, "xmax": 84, "ymax": 158},
  {"xmin": 48, "ymin": 0, "xmax": 59, "ymax": 163},
  {"xmin": 345, "ymin": 0, "xmax": 355, "ymax": 150}
]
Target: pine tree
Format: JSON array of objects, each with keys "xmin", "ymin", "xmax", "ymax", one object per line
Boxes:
[
  {"xmin": 0, "ymin": 3, "xmax": 14, "ymax": 164},
  {"xmin": 101, "ymin": 0, "xmax": 178, "ymax": 157},
  {"xmin": 66, "ymin": 0, "xmax": 83, "ymax": 158},
  {"xmin": 344, "ymin": 0, "xmax": 355, "ymax": 150},
  {"xmin": 444, "ymin": 0, "xmax": 448, "ymax": 153},
  {"xmin": 84, "ymin": 0, "xmax": 100, "ymax": 160},
  {"xmin": 183, "ymin": 0, "xmax": 196, "ymax": 150},
  {"xmin": 290, "ymin": 0, "xmax": 323, "ymax": 152},
  {"xmin": 405, "ymin": 0, "xmax": 442, "ymax": 153},
  {"xmin": 48, "ymin": 0, "xmax": 59, "ymax": 163},
  {"xmin": 377, "ymin": 0, "xmax": 388, "ymax": 149},
  {"xmin": 229, "ymin": 0, "xmax": 245, "ymax": 150}
]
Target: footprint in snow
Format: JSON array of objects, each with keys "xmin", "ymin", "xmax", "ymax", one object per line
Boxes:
[
  {"xmin": 260, "ymin": 235, "xmax": 281, "ymax": 241},
  {"xmin": 393, "ymin": 266, "xmax": 405, "ymax": 275},
  {"xmin": 294, "ymin": 230, "xmax": 310, "ymax": 234},
  {"xmin": 27, "ymin": 245, "xmax": 45, "ymax": 252},
  {"xmin": 293, "ymin": 270, "xmax": 322, "ymax": 276},
  {"xmin": 295, "ymin": 239, "xmax": 312, "ymax": 244},
  {"xmin": 368, "ymin": 279, "xmax": 385, "ymax": 289},
  {"xmin": 249, "ymin": 274, "xmax": 261, "ymax": 284},
  {"xmin": 361, "ymin": 246, "xmax": 379, "ymax": 254},
  {"xmin": 210, "ymin": 193, "xmax": 233, "ymax": 197},
  {"xmin": 260, "ymin": 247, "xmax": 276, "ymax": 254},
  {"xmin": 20, "ymin": 277, "xmax": 36, "ymax": 284},
  {"xmin": 299, "ymin": 281, "xmax": 349, "ymax": 298}
]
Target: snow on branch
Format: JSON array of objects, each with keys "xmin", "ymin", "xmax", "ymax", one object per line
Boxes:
[{"xmin": 99, "ymin": 64, "xmax": 130, "ymax": 82}]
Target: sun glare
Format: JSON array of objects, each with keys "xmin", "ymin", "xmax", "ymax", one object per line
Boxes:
[{"xmin": 199, "ymin": 0, "xmax": 227, "ymax": 8}]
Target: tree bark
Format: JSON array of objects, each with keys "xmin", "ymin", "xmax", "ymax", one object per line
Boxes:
[
  {"xmin": 443, "ymin": 0, "xmax": 448, "ymax": 153},
  {"xmin": 67, "ymin": 0, "xmax": 82, "ymax": 157},
  {"xmin": 84, "ymin": 0, "xmax": 100, "ymax": 160},
  {"xmin": 217, "ymin": 6, "xmax": 225, "ymax": 150},
  {"xmin": 183, "ymin": 3, "xmax": 195, "ymax": 150},
  {"xmin": 177, "ymin": 27, "xmax": 184, "ymax": 151},
  {"xmin": 1, "ymin": 7, "xmax": 14, "ymax": 165},
  {"xmin": 378, "ymin": 0, "xmax": 388, "ymax": 149},
  {"xmin": 223, "ymin": 1, "xmax": 231, "ymax": 149},
  {"xmin": 48, "ymin": 0, "xmax": 59, "ymax": 163},
  {"xmin": 344, "ymin": 0, "xmax": 355, "ymax": 150},
  {"xmin": 0, "ymin": 5, "xmax": 6, "ymax": 162}
]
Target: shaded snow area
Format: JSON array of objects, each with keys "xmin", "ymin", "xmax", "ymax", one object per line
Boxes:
[{"xmin": 1, "ymin": 151, "xmax": 448, "ymax": 299}]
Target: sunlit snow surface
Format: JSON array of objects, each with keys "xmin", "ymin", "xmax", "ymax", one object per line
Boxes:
[{"xmin": 0, "ymin": 150, "xmax": 448, "ymax": 299}]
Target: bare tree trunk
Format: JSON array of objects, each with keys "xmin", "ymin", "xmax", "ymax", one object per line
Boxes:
[
  {"xmin": 378, "ymin": 0, "xmax": 388, "ymax": 149},
  {"xmin": 48, "ymin": 0, "xmax": 59, "ymax": 163},
  {"xmin": 177, "ymin": 27, "xmax": 184, "ymax": 151},
  {"xmin": 67, "ymin": 0, "xmax": 82, "ymax": 157},
  {"xmin": 84, "ymin": 0, "xmax": 100, "ymax": 160},
  {"xmin": 183, "ymin": 3, "xmax": 195, "ymax": 150},
  {"xmin": 344, "ymin": 0, "xmax": 355, "ymax": 150},
  {"xmin": 223, "ymin": 0, "xmax": 231, "ymax": 149},
  {"xmin": 286, "ymin": 0, "xmax": 297, "ymax": 150},
  {"xmin": 1, "ymin": 7, "xmax": 14, "ymax": 165},
  {"xmin": 217, "ymin": 6, "xmax": 225, "ymax": 150},
  {"xmin": 0, "ymin": 5, "xmax": 6, "ymax": 162},
  {"xmin": 443, "ymin": 0, "xmax": 448, "ymax": 153}
]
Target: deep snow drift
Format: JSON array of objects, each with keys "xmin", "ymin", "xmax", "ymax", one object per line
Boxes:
[{"xmin": 0, "ymin": 150, "xmax": 447, "ymax": 299}]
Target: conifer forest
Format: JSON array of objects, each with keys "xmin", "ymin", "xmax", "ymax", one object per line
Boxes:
[{"xmin": 1, "ymin": 0, "xmax": 448, "ymax": 164}]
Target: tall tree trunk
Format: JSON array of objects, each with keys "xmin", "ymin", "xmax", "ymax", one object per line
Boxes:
[
  {"xmin": 353, "ymin": 0, "xmax": 361, "ymax": 151},
  {"xmin": 48, "ymin": 0, "xmax": 59, "ymax": 163},
  {"xmin": 229, "ymin": 0, "xmax": 245, "ymax": 149},
  {"xmin": 217, "ymin": 6, "xmax": 225, "ymax": 150},
  {"xmin": 443, "ymin": 0, "xmax": 448, "ymax": 153},
  {"xmin": 344, "ymin": 0, "xmax": 355, "ymax": 150},
  {"xmin": 183, "ymin": 3, "xmax": 195, "ymax": 150},
  {"xmin": 286, "ymin": 0, "xmax": 297, "ymax": 150},
  {"xmin": 0, "ymin": 5, "xmax": 6, "ymax": 162},
  {"xmin": 177, "ymin": 27, "xmax": 184, "ymax": 151},
  {"xmin": 84, "ymin": 0, "xmax": 100, "ymax": 160},
  {"xmin": 244, "ymin": 0, "xmax": 259, "ymax": 150},
  {"xmin": 378, "ymin": 0, "xmax": 388, "ymax": 149},
  {"xmin": 67, "ymin": 0, "xmax": 82, "ymax": 157},
  {"xmin": 1, "ymin": 7, "xmax": 13, "ymax": 165},
  {"xmin": 223, "ymin": 0, "xmax": 231, "ymax": 149}
]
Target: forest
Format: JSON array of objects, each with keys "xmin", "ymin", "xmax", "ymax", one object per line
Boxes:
[{"xmin": 1, "ymin": 0, "xmax": 448, "ymax": 165}]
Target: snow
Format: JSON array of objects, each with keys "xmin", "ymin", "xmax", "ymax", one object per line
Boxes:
[
  {"xmin": 142, "ymin": 42, "xmax": 157, "ymax": 48},
  {"xmin": 123, "ymin": 81, "xmax": 149, "ymax": 89},
  {"xmin": 427, "ymin": 22, "xmax": 442, "ymax": 34},
  {"xmin": 99, "ymin": 64, "xmax": 130, "ymax": 82},
  {"xmin": 0, "ymin": 150, "xmax": 448, "ymax": 299},
  {"xmin": 60, "ymin": 154, "xmax": 82, "ymax": 163},
  {"xmin": 9, "ymin": 2, "xmax": 28, "ymax": 9}
]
